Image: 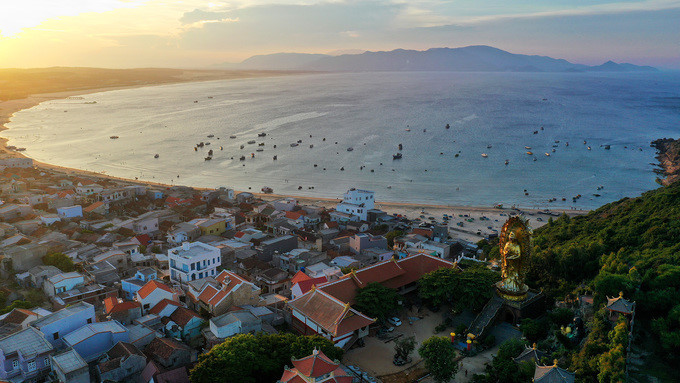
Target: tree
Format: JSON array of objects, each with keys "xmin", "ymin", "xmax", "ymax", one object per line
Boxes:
[
  {"xmin": 190, "ymin": 333, "xmax": 342, "ymax": 383},
  {"xmin": 353, "ymin": 282, "xmax": 400, "ymax": 323},
  {"xmin": 418, "ymin": 268, "xmax": 500, "ymax": 312},
  {"xmin": 394, "ymin": 336, "xmax": 416, "ymax": 361},
  {"xmin": 42, "ymin": 252, "xmax": 75, "ymax": 272},
  {"xmin": 519, "ymin": 317, "xmax": 550, "ymax": 343},
  {"xmin": 418, "ymin": 336, "xmax": 458, "ymax": 383},
  {"xmin": 384, "ymin": 230, "xmax": 404, "ymax": 248}
]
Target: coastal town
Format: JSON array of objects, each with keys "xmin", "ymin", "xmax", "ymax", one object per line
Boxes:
[{"xmin": 0, "ymin": 155, "xmax": 613, "ymax": 383}]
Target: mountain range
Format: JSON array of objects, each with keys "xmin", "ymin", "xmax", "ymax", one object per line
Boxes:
[{"xmin": 218, "ymin": 45, "xmax": 657, "ymax": 72}]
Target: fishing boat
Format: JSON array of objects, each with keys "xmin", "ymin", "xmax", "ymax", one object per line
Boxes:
[
  {"xmin": 445, "ymin": 124, "xmax": 450, "ymax": 129},
  {"xmin": 154, "ymin": 154, "xmax": 159, "ymax": 159},
  {"xmin": 481, "ymin": 153, "xmax": 488, "ymax": 158},
  {"xmin": 604, "ymin": 145, "xmax": 611, "ymax": 150},
  {"xmin": 207, "ymin": 134, "xmax": 214, "ymax": 138},
  {"xmin": 261, "ymin": 186, "xmax": 273, "ymax": 193},
  {"xmin": 258, "ymin": 143, "xmax": 265, "ymax": 146},
  {"xmin": 229, "ymin": 135, "xmax": 236, "ymax": 139},
  {"xmin": 240, "ymin": 145, "xmax": 245, "ymax": 149},
  {"xmin": 309, "ymin": 144, "xmax": 314, "ymax": 148},
  {"xmin": 347, "ymin": 147, "xmax": 354, "ymax": 152},
  {"xmin": 208, "ymin": 149, "xmax": 213, "ymax": 156},
  {"xmin": 258, "ymin": 133, "xmax": 267, "ymax": 137},
  {"xmin": 524, "ymin": 146, "xmax": 531, "ymax": 149},
  {"xmin": 110, "ymin": 136, "xmax": 119, "ymax": 139},
  {"xmin": 526, "ymin": 151, "xmax": 533, "ymax": 155},
  {"xmin": 405, "ymin": 128, "xmax": 411, "ymax": 132},
  {"xmin": 204, "ymin": 156, "xmax": 212, "ymax": 161},
  {"xmin": 256, "ymin": 148, "xmax": 264, "ymax": 152},
  {"xmin": 290, "ymin": 143, "xmax": 299, "ymax": 147},
  {"xmin": 247, "ymin": 140, "xmax": 256, "ymax": 144},
  {"xmin": 393, "ymin": 153, "xmax": 402, "ymax": 160},
  {"xmin": 487, "ymin": 144, "xmax": 492, "ymax": 149},
  {"xmin": 239, "ymin": 155, "xmax": 245, "ymax": 161},
  {"xmin": 545, "ymin": 153, "xmax": 550, "ymax": 156},
  {"xmin": 398, "ymin": 144, "xmax": 403, "ymax": 150},
  {"xmin": 273, "ymin": 155, "xmax": 277, "ymax": 160},
  {"xmin": 587, "ymin": 146, "xmax": 592, "ymax": 150},
  {"xmin": 505, "ymin": 160, "xmax": 509, "ymax": 165}
]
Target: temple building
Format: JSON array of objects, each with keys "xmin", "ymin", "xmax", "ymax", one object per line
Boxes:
[{"xmin": 278, "ymin": 348, "xmax": 352, "ymax": 383}]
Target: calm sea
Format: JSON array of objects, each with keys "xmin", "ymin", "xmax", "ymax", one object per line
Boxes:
[{"xmin": 5, "ymin": 72, "xmax": 680, "ymax": 209}]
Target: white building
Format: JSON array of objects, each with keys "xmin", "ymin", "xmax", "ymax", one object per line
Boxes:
[
  {"xmin": 168, "ymin": 242, "xmax": 221, "ymax": 283},
  {"xmin": 56, "ymin": 205, "xmax": 83, "ymax": 219},
  {"xmin": 336, "ymin": 188, "xmax": 374, "ymax": 221}
]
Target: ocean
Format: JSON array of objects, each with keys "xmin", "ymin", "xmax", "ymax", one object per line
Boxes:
[{"xmin": 4, "ymin": 71, "xmax": 680, "ymax": 209}]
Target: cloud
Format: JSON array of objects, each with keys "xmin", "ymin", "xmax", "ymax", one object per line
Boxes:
[{"xmin": 179, "ymin": 9, "xmax": 235, "ymax": 24}]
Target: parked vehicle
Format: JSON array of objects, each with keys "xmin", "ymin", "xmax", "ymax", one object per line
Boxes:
[{"xmin": 388, "ymin": 317, "xmax": 402, "ymax": 326}]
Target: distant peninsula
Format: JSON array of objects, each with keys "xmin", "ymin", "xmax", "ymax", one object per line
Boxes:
[{"xmin": 219, "ymin": 45, "xmax": 658, "ymax": 73}]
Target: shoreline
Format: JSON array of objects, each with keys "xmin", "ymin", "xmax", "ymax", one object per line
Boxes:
[{"xmin": 0, "ymin": 75, "xmax": 589, "ymax": 233}]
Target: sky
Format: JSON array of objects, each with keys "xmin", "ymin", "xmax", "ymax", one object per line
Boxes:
[{"xmin": 0, "ymin": 0, "xmax": 678, "ymax": 69}]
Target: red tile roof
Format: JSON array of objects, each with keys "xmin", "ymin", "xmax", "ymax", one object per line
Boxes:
[
  {"xmin": 145, "ymin": 337, "xmax": 191, "ymax": 360},
  {"xmin": 290, "ymin": 270, "xmax": 311, "ymax": 285},
  {"xmin": 104, "ymin": 298, "xmax": 141, "ymax": 315},
  {"xmin": 292, "ymin": 349, "xmax": 338, "ymax": 377},
  {"xmin": 138, "ymin": 280, "xmax": 175, "ymax": 299},
  {"xmin": 295, "ymin": 277, "xmax": 328, "ymax": 296},
  {"xmin": 149, "ymin": 299, "xmax": 181, "ymax": 316},
  {"xmin": 169, "ymin": 307, "xmax": 201, "ymax": 327},
  {"xmin": 136, "ymin": 234, "xmax": 151, "ymax": 246},
  {"xmin": 84, "ymin": 201, "xmax": 105, "ymax": 213},
  {"xmin": 197, "ymin": 285, "xmax": 219, "ymax": 303},
  {"xmin": 1, "ymin": 308, "xmax": 37, "ymax": 324},
  {"xmin": 411, "ymin": 228, "xmax": 433, "ymax": 238},
  {"xmin": 285, "ymin": 211, "xmax": 304, "ymax": 221},
  {"xmin": 234, "ymin": 231, "xmax": 245, "ymax": 238}
]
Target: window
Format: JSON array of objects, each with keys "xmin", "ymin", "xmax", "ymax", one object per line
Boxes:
[
  {"xmin": 12, "ymin": 360, "xmax": 18, "ymax": 370},
  {"xmin": 27, "ymin": 360, "xmax": 36, "ymax": 372},
  {"xmin": 191, "ymin": 263, "xmax": 195, "ymax": 271},
  {"xmin": 44, "ymin": 358, "xmax": 50, "ymax": 367},
  {"xmin": 53, "ymin": 332, "xmax": 59, "ymax": 340},
  {"xmin": 87, "ymin": 318, "xmax": 93, "ymax": 324}
]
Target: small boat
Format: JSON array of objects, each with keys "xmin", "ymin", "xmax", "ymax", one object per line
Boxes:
[
  {"xmin": 251, "ymin": 153, "xmax": 255, "ymax": 158},
  {"xmin": 240, "ymin": 145, "xmax": 245, "ymax": 149},
  {"xmin": 554, "ymin": 140, "xmax": 560, "ymax": 143},
  {"xmin": 297, "ymin": 139, "xmax": 303, "ymax": 143},
  {"xmin": 220, "ymin": 146, "xmax": 223, "ymax": 150},
  {"xmin": 309, "ymin": 144, "xmax": 314, "ymax": 148},
  {"xmin": 197, "ymin": 142, "xmax": 204, "ymax": 147},
  {"xmin": 587, "ymin": 146, "xmax": 592, "ymax": 150},
  {"xmin": 205, "ymin": 142, "xmax": 210, "ymax": 146},
  {"xmin": 204, "ymin": 156, "xmax": 212, "ymax": 161},
  {"xmin": 487, "ymin": 144, "xmax": 492, "ymax": 149},
  {"xmin": 481, "ymin": 153, "xmax": 488, "ymax": 158},
  {"xmin": 262, "ymin": 186, "xmax": 273, "ymax": 193},
  {"xmin": 387, "ymin": 185, "xmax": 392, "ymax": 189},
  {"xmin": 258, "ymin": 143, "xmax": 265, "ymax": 146},
  {"xmin": 545, "ymin": 153, "xmax": 550, "ymax": 156},
  {"xmin": 194, "ymin": 100, "xmax": 198, "ymax": 103},
  {"xmin": 445, "ymin": 124, "xmax": 450, "ymax": 129},
  {"xmin": 533, "ymin": 157, "xmax": 537, "ymax": 161},
  {"xmin": 208, "ymin": 96, "xmax": 213, "ymax": 99},
  {"xmin": 505, "ymin": 160, "xmax": 509, "ymax": 165},
  {"xmin": 230, "ymin": 135, "xmax": 237, "ymax": 139},
  {"xmin": 207, "ymin": 134, "xmax": 214, "ymax": 138},
  {"xmin": 208, "ymin": 149, "xmax": 213, "ymax": 156},
  {"xmin": 552, "ymin": 149, "xmax": 556, "ymax": 153},
  {"xmin": 290, "ymin": 143, "xmax": 299, "ymax": 147},
  {"xmin": 525, "ymin": 146, "xmax": 531, "ymax": 149},
  {"xmin": 340, "ymin": 167, "xmax": 345, "ymax": 171},
  {"xmin": 526, "ymin": 151, "xmax": 533, "ymax": 155},
  {"xmin": 194, "ymin": 147, "xmax": 197, "ymax": 152},
  {"xmin": 273, "ymin": 155, "xmax": 277, "ymax": 160},
  {"xmin": 256, "ymin": 148, "xmax": 264, "ymax": 152},
  {"xmin": 239, "ymin": 156, "xmax": 245, "ymax": 161},
  {"xmin": 154, "ymin": 154, "xmax": 159, "ymax": 159},
  {"xmin": 604, "ymin": 145, "xmax": 611, "ymax": 150},
  {"xmin": 110, "ymin": 136, "xmax": 119, "ymax": 139},
  {"xmin": 398, "ymin": 144, "xmax": 403, "ymax": 150},
  {"xmin": 393, "ymin": 153, "xmax": 402, "ymax": 160},
  {"xmin": 347, "ymin": 147, "xmax": 354, "ymax": 152},
  {"xmin": 423, "ymin": 129, "xmax": 427, "ymax": 132},
  {"xmin": 247, "ymin": 140, "xmax": 256, "ymax": 144},
  {"xmin": 405, "ymin": 128, "xmax": 411, "ymax": 132},
  {"xmin": 258, "ymin": 133, "xmax": 267, "ymax": 137}
]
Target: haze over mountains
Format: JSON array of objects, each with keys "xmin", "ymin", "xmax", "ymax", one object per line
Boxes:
[{"xmin": 219, "ymin": 45, "xmax": 657, "ymax": 72}]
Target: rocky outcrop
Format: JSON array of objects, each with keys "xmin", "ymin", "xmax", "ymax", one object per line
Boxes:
[{"xmin": 651, "ymin": 138, "xmax": 680, "ymax": 185}]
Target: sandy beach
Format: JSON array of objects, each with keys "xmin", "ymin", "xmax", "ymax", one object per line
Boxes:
[{"xmin": 0, "ymin": 72, "xmax": 589, "ymax": 239}]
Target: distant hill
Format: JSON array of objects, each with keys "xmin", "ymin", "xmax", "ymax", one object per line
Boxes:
[{"xmin": 220, "ymin": 45, "xmax": 657, "ymax": 73}]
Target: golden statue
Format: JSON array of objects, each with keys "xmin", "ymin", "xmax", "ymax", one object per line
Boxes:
[{"xmin": 496, "ymin": 216, "xmax": 531, "ymax": 301}]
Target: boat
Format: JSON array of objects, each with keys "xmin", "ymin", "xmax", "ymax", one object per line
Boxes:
[
  {"xmin": 194, "ymin": 147, "xmax": 197, "ymax": 152},
  {"xmin": 405, "ymin": 128, "xmax": 411, "ymax": 132},
  {"xmin": 297, "ymin": 140, "xmax": 303, "ymax": 143},
  {"xmin": 239, "ymin": 155, "xmax": 245, "ymax": 161},
  {"xmin": 552, "ymin": 149, "xmax": 556, "ymax": 153},
  {"xmin": 273, "ymin": 155, "xmax": 277, "ymax": 160},
  {"xmin": 84, "ymin": 101, "xmax": 97, "ymax": 104},
  {"xmin": 256, "ymin": 148, "xmax": 264, "ymax": 152},
  {"xmin": 487, "ymin": 144, "xmax": 492, "ymax": 149},
  {"xmin": 604, "ymin": 145, "xmax": 611, "ymax": 150},
  {"xmin": 204, "ymin": 156, "xmax": 212, "ymax": 161},
  {"xmin": 545, "ymin": 153, "xmax": 550, "ymax": 156},
  {"xmin": 393, "ymin": 153, "xmax": 402, "ymax": 160},
  {"xmin": 258, "ymin": 143, "xmax": 265, "ymax": 146},
  {"xmin": 258, "ymin": 133, "xmax": 267, "ymax": 137},
  {"xmin": 197, "ymin": 142, "xmax": 204, "ymax": 147},
  {"xmin": 290, "ymin": 143, "xmax": 299, "ymax": 147},
  {"xmin": 251, "ymin": 153, "xmax": 255, "ymax": 158},
  {"xmin": 208, "ymin": 149, "xmax": 213, "ymax": 156},
  {"xmin": 261, "ymin": 186, "xmax": 273, "ymax": 193},
  {"xmin": 205, "ymin": 142, "xmax": 210, "ymax": 145},
  {"xmin": 220, "ymin": 146, "xmax": 223, "ymax": 150},
  {"xmin": 347, "ymin": 147, "xmax": 354, "ymax": 152},
  {"xmin": 110, "ymin": 136, "xmax": 119, "ymax": 139},
  {"xmin": 505, "ymin": 160, "xmax": 509, "ymax": 165},
  {"xmin": 240, "ymin": 145, "xmax": 244, "ymax": 149},
  {"xmin": 247, "ymin": 140, "xmax": 256, "ymax": 144},
  {"xmin": 525, "ymin": 146, "xmax": 531, "ymax": 149},
  {"xmin": 340, "ymin": 167, "xmax": 345, "ymax": 171},
  {"xmin": 154, "ymin": 154, "xmax": 159, "ymax": 159},
  {"xmin": 526, "ymin": 151, "xmax": 533, "ymax": 155},
  {"xmin": 481, "ymin": 153, "xmax": 488, "ymax": 158},
  {"xmin": 229, "ymin": 135, "xmax": 236, "ymax": 139},
  {"xmin": 533, "ymin": 157, "xmax": 537, "ymax": 161},
  {"xmin": 587, "ymin": 146, "xmax": 592, "ymax": 150},
  {"xmin": 445, "ymin": 124, "xmax": 450, "ymax": 129},
  {"xmin": 309, "ymin": 144, "xmax": 314, "ymax": 148},
  {"xmin": 207, "ymin": 134, "xmax": 214, "ymax": 138},
  {"xmin": 398, "ymin": 144, "xmax": 403, "ymax": 150}
]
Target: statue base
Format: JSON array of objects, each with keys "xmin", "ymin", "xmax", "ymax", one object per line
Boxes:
[{"xmin": 495, "ymin": 281, "xmax": 529, "ymax": 302}]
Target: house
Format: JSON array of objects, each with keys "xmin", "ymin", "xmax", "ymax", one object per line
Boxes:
[
  {"xmin": 257, "ymin": 235, "xmax": 298, "ymax": 262},
  {"xmin": 207, "ymin": 310, "xmax": 261, "ymax": 344},
  {"xmin": 43, "ymin": 272, "xmax": 85, "ymax": 298},
  {"xmin": 134, "ymin": 315, "xmax": 162, "ymax": 332},
  {"xmin": 420, "ymin": 240, "xmax": 451, "ymax": 258},
  {"xmin": 1, "ymin": 242, "xmax": 49, "ymax": 272},
  {"xmin": 83, "ymin": 201, "xmax": 108, "ymax": 215},
  {"xmin": 329, "ymin": 256, "xmax": 361, "ymax": 270},
  {"xmin": 513, "ymin": 343, "xmax": 547, "ymax": 364},
  {"xmin": 50, "ymin": 348, "xmax": 89, "ymax": 383},
  {"xmin": 63, "ymin": 321, "xmax": 129, "ymax": 362},
  {"xmin": 0, "ymin": 308, "xmax": 44, "ymax": 332},
  {"xmin": 336, "ymin": 188, "xmax": 374, "ymax": 221},
  {"xmin": 349, "ymin": 233, "xmax": 387, "ymax": 255},
  {"xmin": 31, "ymin": 302, "xmax": 96, "ymax": 348},
  {"xmin": 131, "ymin": 216, "xmax": 160, "ymax": 236},
  {"xmin": 0, "ymin": 203, "xmax": 33, "ymax": 221},
  {"xmin": 291, "ymin": 276, "xmax": 328, "ymax": 300},
  {"xmin": 166, "ymin": 223, "xmax": 202, "ymax": 245},
  {"xmin": 162, "ymin": 307, "xmax": 204, "ymax": 341},
  {"xmin": 605, "ymin": 292, "xmax": 635, "ymax": 322},
  {"xmin": 168, "ymin": 242, "xmax": 221, "ymax": 283},
  {"xmin": 147, "ymin": 189, "xmax": 164, "ymax": 200},
  {"xmin": 27, "ymin": 265, "xmax": 61, "ymax": 288},
  {"xmin": 98, "ymin": 188, "xmax": 133, "ymax": 203},
  {"xmin": 104, "ymin": 298, "xmax": 142, "ymax": 325},
  {"xmin": 92, "ymin": 249, "xmax": 129, "ymax": 270},
  {"xmin": 126, "ymin": 323, "xmax": 159, "ymax": 350},
  {"xmin": 277, "ymin": 348, "xmax": 352, "ymax": 383},
  {"xmin": 52, "ymin": 283, "xmax": 113, "ymax": 310},
  {"xmin": 276, "ymin": 249, "xmax": 328, "ymax": 274},
  {"xmin": 211, "ymin": 208, "xmax": 235, "ymax": 231},
  {"xmin": 0, "ymin": 327, "xmax": 54, "ymax": 382},
  {"xmin": 288, "ymin": 288, "xmax": 375, "ymax": 348},
  {"xmin": 75, "ymin": 182, "xmax": 103, "ymax": 195},
  {"xmin": 56, "ymin": 205, "xmax": 83, "ymax": 219},
  {"xmin": 189, "ymin": 218, "xmax": 226, "ymax": 236},
  {"xmin": 136, "ymin": 280, "xmax": 179, "ymax": 314},
  {"xmin": 122, "ymin": 268, "xmax": 158, "ymax": 300},
  {"xmin": 533, "ymin": 361, "xmax": 575, "ymax": 383},
  {"xmin": 39, "ymin": 213, "xmax": 61, "ymax": 226},
  {"xmin": 144, "ymin": 337, "xmax": 197, "ymax": 370},
  {"xmin": 97, "ymin": 341, "xmax": 147, "ymax": 383},
  {"xmin": 256, "ymin": 268, "xmax": 290, "ymax": 294},
  {"xmin": 187, "ymin": 270, "xmax": 261, "ymax": 316},
  {"xmin": 304, "ymin": 262, "xmax": 343, "ymax": 281},
  {"xmin": 149, "ymin": 299, "xmax": 182, "ymax": 318}
]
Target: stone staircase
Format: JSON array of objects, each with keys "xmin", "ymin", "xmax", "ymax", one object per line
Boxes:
[{"xmin": 467, "ymin": 296, "xmax": 504, "ymax": 338}]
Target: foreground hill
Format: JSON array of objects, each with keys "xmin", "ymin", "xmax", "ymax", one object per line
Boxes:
[
  {"xmin": 527, "ymin": 178, "xmax": 680, "ymax": 380},
  {"xmin": 223, "ymin": 45, "xmax": 657, "ymax": 73}
]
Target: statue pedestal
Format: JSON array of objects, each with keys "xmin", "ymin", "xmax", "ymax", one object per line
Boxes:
[
  {"xmin": 496, "ymin": 289, "xmax": 546, "ymax": 325},
  {"xmin": 495, "ymin": 281, "xmax": 529, "ymax": 302}
]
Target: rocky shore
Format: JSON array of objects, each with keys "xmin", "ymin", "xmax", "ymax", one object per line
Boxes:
[{"xmin": 651, "ymin": 138, "xmax": 680, "ymax": 185}]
